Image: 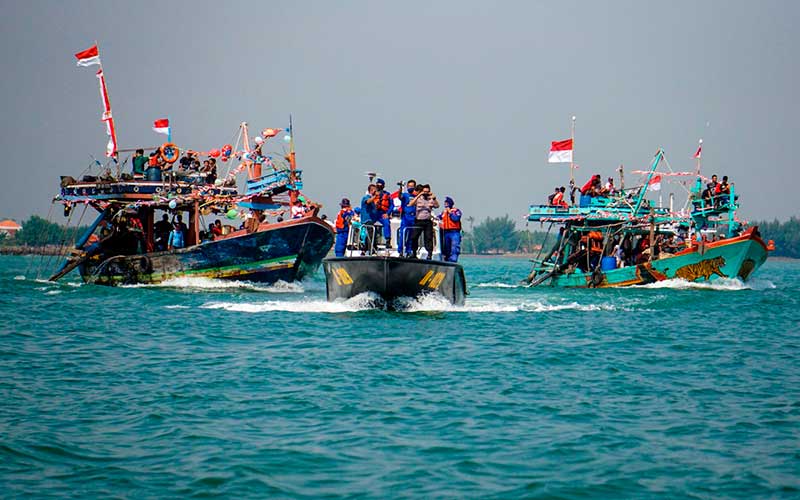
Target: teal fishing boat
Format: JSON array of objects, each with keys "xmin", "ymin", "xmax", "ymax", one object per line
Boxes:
[{"xmin": 526, "ymin": 148, "xmax": 774, "ymax": 288}]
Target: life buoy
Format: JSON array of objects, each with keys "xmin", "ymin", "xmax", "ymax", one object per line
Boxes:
[
  {"xmin": 159, "ymin": 143, "xmax": 180, "ymax": 164},
  {"xmin": 133, "ymin": 186, "xmax": 139, "ymax": 193},
  {"xmin": 155, "ymin": 186, "xmax": 163, "ymax": 194}
]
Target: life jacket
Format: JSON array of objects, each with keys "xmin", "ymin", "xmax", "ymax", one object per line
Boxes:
[
  {"xmin": 335, "ymin": 209, "xmax": 352, "ymax": 232},
  {"xmin": 373, "ymin": 190, "xmax": 391, "ymax": 213},
  {"xmin": 580, "ymin": 231, "xmax": 603, "ymax": 253},
  {"xmin": 440, "ymin": 209, "xmax": 462, "ymax": 231}
]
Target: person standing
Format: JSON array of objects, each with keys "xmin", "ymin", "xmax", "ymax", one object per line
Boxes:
[
  {"xmin": 397, "ymin": 179, "xmax": 417, "ymax": 256},
  {"xmin": 334, "ymin": 198, "xmax": 354, "ymax": 257},
  {"xmin": 360, "ymin": 184, "xmax": 378, "ymax": 253},
  {"xmin": 372, "ymin": 178, "xmax": 392, "ymax": 248},
  {"xmin": 154, "ymin": 214, "xmax": 172, "ymax": 251},
  {"xmin": 438, "ymin": 197, "xmax": 462, "ymax": 262},
  {"xmin": 409, "ymin": 184, "xmax": 439, "ymax": 259},
  {"xmin": 131, "ymin": 149, "xmax": 147, "ymax": 179}
]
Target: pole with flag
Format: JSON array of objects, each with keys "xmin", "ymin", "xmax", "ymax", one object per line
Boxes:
[
  {"xmin": 153, "ymin": 118, "xmax": 171, "ymax": 142},
  {"xmin": 694, "ymin": 138, "xmax": 703, "ymax": 176},
  {"xmin": 74, "ymin": 42, "xmax": 118, "ymax": 158},
  {"xmin": 570, "ymin": 115, "xmax": 576, "ymax": 183}
]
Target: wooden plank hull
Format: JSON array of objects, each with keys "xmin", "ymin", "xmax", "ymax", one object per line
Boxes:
[
  {"xmin": 545, "ymin": 230, "xmax": 769, "ymax": 288},
  {"xmin": 79, "ymin": 218, "xmax": 333, "ymax": 286},
  {"xmin": 323, "ymin": 256, "xmax": 467, "ymax": 306}
]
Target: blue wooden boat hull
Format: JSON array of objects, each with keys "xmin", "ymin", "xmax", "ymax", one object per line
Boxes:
[
  {"xmin": 541, "ymin": 228, "xmax": 769, "ymax": 288},
  {"xmin": 79, "ymin": 217, "xmax": 334, "ymax": 286}
]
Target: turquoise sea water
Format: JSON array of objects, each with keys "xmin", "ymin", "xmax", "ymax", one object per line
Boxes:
[{"xmin": 1, "ymin": 255, "xmax": 799, "ymax": 498}]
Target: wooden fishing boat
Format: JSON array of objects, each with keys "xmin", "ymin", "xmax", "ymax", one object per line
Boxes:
[
  {"xmin": 526, "ymin": 149, "xmax": 773, "ymax": 288},
  {"xmin": 49, "ymin": 122, "xmax": 334, "ymax": 285}
]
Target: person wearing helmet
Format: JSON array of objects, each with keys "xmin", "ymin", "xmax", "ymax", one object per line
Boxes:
[{"xmin": 334, "ymin": 198, "xmax": 354, "ymax": 257}]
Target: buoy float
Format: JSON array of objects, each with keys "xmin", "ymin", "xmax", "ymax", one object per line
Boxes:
[{"xmin": 159, "ymin": 142, "xmax": 180, "ymax": 164}]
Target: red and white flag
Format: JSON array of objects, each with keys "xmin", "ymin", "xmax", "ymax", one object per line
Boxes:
[
  {"xmin": 548, "ymin": 139, "xmax": 573, "ymax": 163},
  {"xmin": 648, "ymin": 174, "xmax": 662, "ymax": 191},
  {"xmin": 75, "ymin": 44, "xmax": 101, "ymax": 67},
  {"xmin": 96, "ymin": 69, "xmax": 117, "ymax": 157},
  {"xmin": 693, "ymin": 144, "xmax": 702, "ymax": 159},
  {"xmin": 152, "ymin": 119, "xmax": 170, "ymax": 135}
]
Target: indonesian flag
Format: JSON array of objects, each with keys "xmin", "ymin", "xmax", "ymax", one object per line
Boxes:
[
  {"xmin": 648, "ymin": 174, "xmax": 662, "ymax": 191},
  {"xmin": 152, "ymin": 118, "xmax": 170, "ymax": 135},
  {"xmin": 548, "ymin": 139, "xmax": 573, "ymax": 163},
  {"xmin": 693, "ymin": 144, "xmax": 702, "ymax": 159},
  {"xmin": 75, "ymin": 45, "xmax": 101, "ymax": 67}
]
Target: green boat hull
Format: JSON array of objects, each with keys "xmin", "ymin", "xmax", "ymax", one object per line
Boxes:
[{"xmin": 544, "ymin": 228, "xmax": 769, "ymax": 288}]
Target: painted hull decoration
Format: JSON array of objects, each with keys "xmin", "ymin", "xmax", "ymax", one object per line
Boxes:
[{"xmin": 323, "ymin": 256, "xmax": 467, "ymax": 306}]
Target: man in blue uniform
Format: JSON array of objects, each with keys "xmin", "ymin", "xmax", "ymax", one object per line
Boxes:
[
  {"xmin": 334, "ymin": 198, "xmax": 354, "ymax": 257},
  {"xmin": 395, "ymin": 179, "xmax": 417, "ymax": 256},
  {"xmin": 438, "ymin": 196, "xmax": 462, "ymax": 262},
  {"xmin": 359, "ymin": 184, "xmax": 378, "ymax": 253}
]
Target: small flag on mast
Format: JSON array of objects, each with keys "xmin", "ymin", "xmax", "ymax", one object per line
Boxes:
[
  {"xmin": 152, "ymin": 119, "xmax": 170, "ymax": 135},
  {"xmin": 548, "ymin": 139, "xmax": 573, "ymax": 163},
  {"xmin": 75, "ymin": 44, "xmax": 101, "ymax": 67},
  {"xmin": 693, "ymin": 143, "xmax": 702, "ymax": 159},
  {"xmin": 648, "ymin": 174, "xmax": 662, "ymax": 191}
]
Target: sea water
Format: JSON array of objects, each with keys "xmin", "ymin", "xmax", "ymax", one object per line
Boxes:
[{"xmin": 1, "ymin": 255, "xmax": 798, "ymax": 498}]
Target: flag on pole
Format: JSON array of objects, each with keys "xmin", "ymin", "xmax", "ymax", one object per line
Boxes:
[
  {"xmin": 95, "ymin": 69, "xmax": 117, "ymax": 157},
  {"xmin": 648, "ymin": 174, "xmax": 662, "ymax": 191},
  {"xmin": 693, "ymin": 144, "xmax": 702, "ymax": 159},
  {"xmin": 75, "ymin": 45, "xmax": 101, "ymax": 67},
  {"xmin": 548, "ymin": 139, "xmax": 573, "ymax": 163},
  {"xmin": 152, "ymin": 119, "xmax": 170, "ymax": 135}
]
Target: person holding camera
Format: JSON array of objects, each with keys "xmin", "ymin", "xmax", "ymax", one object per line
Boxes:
[
  {"xmin": 409, "ymin": 184, "xmax": 439, "ymax": 259},
  {"xmin": 396, "ymin": 179, "xmax": 417, "ymax": 256}
]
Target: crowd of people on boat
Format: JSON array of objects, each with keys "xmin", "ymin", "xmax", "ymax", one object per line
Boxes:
[
  {"xmin": 699, "ymin": 174, "xmax": 735, "ymax": 209},
  {"xmin": 333, "ymin": 178, "xmax": 463, "ymax": 262},
  {"xmin": 546, "ymin": 174, "xmax": 621, "ymax": 207},
  {"xmin": 130, "ymin": 149, "xmax": 222, "ymax": 186}
]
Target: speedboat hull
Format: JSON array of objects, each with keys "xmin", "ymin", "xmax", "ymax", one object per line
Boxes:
[{"xmin": 323, "ymin": 256, "xmax": 467, "ymax": 306}]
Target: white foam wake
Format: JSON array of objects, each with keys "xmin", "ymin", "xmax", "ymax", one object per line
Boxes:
[
  {"xmin": 641, "ymin": 276, "xmax": 775, "ymax": 291},
  {"xmin": 125, "ymin": 277, "xmax": 305, "ymax": 293},
  {"xmin": 473, "ymin": 282, "xmax": 526, "ymax": 289},
  {"xmin": 201, "ymin": 292, "xmax": 383, "ymax": 313}
]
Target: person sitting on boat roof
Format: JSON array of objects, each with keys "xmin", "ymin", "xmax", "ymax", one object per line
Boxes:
[
  {"xmin": 334, "ymin": 198, "xmax": 354, "ymax": 257},
  {"xmin": 372, "ymin": 178, "xmax": 393, "ymax": 248},
  {"xmin": 410, "ymin": 184, "xmax": 439, "ymax": 259},
  {"xmin": 154, "ymin": 214, "xmax": 172, "ymax": 251},
  {"xmin": 581, "ymin": 174, "xmax": 601, "ymax": 195},
  {"xmin": 438, "ymin": 197, "xmax": 462, "ymax": 263},
  {"xmin": 552, "ymin": 186, "xmax": 568, "ymax": 207},
  {"xmin": 702, "ymin": 174, "xmax": 718, "ymax": 208},
  {"xmin": 547, "ymin": 187, "xmax": 559, "ymax": 205},
  {"xmin": 604, "ymin": 177, "xmax": 617, "ymax": 196},
  {"xmin": 131, "ymin": 149, "xmax": 147, "ymax": 180},
  {"xmin": 397, "ymin": 179, "xmax": 417, "ymax": 257},
  {"xmin": 202, "ymin": 158, "xmax": 217, "ymax": 185},
  {"xmin": 179, "ymin": 151, "xmax": 196, "ymax": 171}
]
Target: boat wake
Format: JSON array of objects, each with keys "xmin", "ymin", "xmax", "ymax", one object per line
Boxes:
[
  {"xmin": 124, "ymin": 277, "xmax": 307, "ymax": 293},
  {"xmin": 201, "ymin": 292, "xmax": 383, "ymax": 313},
  {"xmin": 473, "ymin": 282, "xmax": 526, "ymax": 289},
  {"xmin": 199, "ymin": 292, "xmax": 627, "ymax": 314},
  {"xmin": 642, "ymin": 277, "xmax": 776, "ymax": 291}
]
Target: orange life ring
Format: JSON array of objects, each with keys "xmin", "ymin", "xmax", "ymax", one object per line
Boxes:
[{"xmin": 159, "ymin": 143, "xmax": 180, "ymax": 164}]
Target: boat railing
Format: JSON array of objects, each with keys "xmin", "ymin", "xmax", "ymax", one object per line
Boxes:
[{"xmin": 245, "ymin": 168, "xmax": 302, "ymax": 196}]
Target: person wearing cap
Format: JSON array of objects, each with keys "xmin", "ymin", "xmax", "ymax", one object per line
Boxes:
[
  {"xmin": 409, "ymin": 184, "xmax": 439, "ymax": 259},
  {"xmin": 334, "ymin": 198, "xmax": 354, "ymax": 257},
  {"xmin": 372, "ymin": 178, "xmax": 392, "ymax": 248},
  {"xmin": 438, "ymin": 196, "xmax": 462, "ymax": 262},
  {"xmin": 359, "ymin": 184, "xmax": 378, "ymax": 253}
]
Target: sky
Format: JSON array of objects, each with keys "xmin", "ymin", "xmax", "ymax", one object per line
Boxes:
[{"xmin": 1, "ymin": 0, "xmax": 798, "ymax": 227}]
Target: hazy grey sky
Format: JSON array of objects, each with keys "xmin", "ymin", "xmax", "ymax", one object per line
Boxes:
[{"xmin": 1, "ymin": 0, "xmax": 798, "ymax": 226}]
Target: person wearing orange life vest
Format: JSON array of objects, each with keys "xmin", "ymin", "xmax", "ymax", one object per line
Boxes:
[
  {"xmin": 372, "ymin": 178, "xmax": 392, "ymax": 247},
  {"xmin": 334, "ymin": 198, "xmax": 354, "ymax": 257},
  {"xmin": 552, "ymin": 186, "xmax": 568, "ymax": 207},
  {"xmin": 438, "ymin": 196, "xmax": 462, "ymax": 262}
]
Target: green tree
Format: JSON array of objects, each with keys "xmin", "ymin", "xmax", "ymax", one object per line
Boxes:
[
  {"xmin": 14, "ymin": 216, "xmax": 70, "ymax": 246},
  {"xmin": 755, "ymin": 216, "xmax": 800, "ymax": 258}
]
